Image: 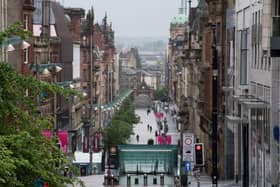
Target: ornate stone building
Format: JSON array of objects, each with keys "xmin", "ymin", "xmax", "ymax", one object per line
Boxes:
[
  {"xmin": 119, "ymin": 48, "xmax": 139, "ymax": 90},
  {"xmin": 0, "ymin": 0, "xmax": 35, "ymax": 74},
  {"xmin": 168, "ymin": 0, "xmax": 230, "ymax": 180}
]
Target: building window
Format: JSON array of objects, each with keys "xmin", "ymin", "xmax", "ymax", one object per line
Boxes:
[
  {"xmin": 83, "ymin": 69, "xmax": 88, "ymax": 82},
  {"xmin": 24, "ymin": 48, "xmax": 28, "ymax": 64},
  {"xmin": 83, "ymin": 50, "xmax": 87, "ymax": 64},
  {"xmin": 240, "ymin": 30, "xmax": 248, "ymax": 85},
  {"xmin": 272, "ymin": 0, "xmax": 280, "ymax": 36},
  {"xmin": 216, "ymin": 22, "xmax": 221, "ymax": 45},
  {"xmin": 23, "ymin": 14, "xmax": 29, "ymax": 31}
]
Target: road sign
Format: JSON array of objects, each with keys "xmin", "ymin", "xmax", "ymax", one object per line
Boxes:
[
  {"xmin": 184, "ymin": 161, "xmax": 191, "ymax": 172},
  {"xmin": 183, "ymin": 133, "xmax": 194, "ymax": 161}
]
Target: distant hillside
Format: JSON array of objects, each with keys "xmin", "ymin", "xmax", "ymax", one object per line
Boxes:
[{"xmin": 116, "ymin": 36, "xmax": 168, "ymax": 52}]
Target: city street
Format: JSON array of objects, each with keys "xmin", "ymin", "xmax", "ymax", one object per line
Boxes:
[
  {"xmin": 77, "ymin": 106, "xmax": 240, "ymax": 187},
  {"xmin": 129, "ymin": 107, "xmax": 179, "ymax": 145}
]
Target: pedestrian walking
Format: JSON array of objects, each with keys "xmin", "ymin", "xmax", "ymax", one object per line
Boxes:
[
  {"xmin": 136, "ymin": 134, "xmax": 139, "ymax": 143},
  {"xmin": 147, "ymin": 108, "xmax": 151, "ymax": 115},
  {"xmin": 150, "ymin": 126, "xmax": 152, "ymax": 132},
  {"xmin": 155, "ymin": 130, "xmax": 158, "ymax": 137},
  {"xmin": 147, "ymin": 124, "xmax": 150, "ymax": 131}
]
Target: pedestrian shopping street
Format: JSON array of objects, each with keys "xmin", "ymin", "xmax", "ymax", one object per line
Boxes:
[
  {"xmin": 77, "ymin": 106, "xmax": 240, "ymax": 187},
  {"xmin": 129, "ymin": 107, "xmax": 180, "ymax": 145}
]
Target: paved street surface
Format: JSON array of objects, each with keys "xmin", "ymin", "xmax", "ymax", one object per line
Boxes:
[
  {"xmin": 129, "ymin": 107, "xmax": 180, "ymax": 145},
  {"xmin": 77, "ymin": 106, "xmax": 241, "ymax": 187}
]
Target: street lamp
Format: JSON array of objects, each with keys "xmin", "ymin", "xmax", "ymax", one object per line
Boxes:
[
  {"xmin": 21, "ymin": 40, "xmax": 31, "ymax": 49},
  {"xmin": 43, "ymin": 64, "xmax": 63, "ymax": 134},
  {"xmin": 211, "ymin": 23, "xmax": 218, "ymax": 186},
  {"xmin": 6, "ymin": 44, "xmax": 15, "ymax": 52}
]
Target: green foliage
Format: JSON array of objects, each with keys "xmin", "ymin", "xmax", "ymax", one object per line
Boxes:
[
  {"xmin": 0, "ymin": 63, "xmax": 78, "ymax": 134},
  {"xmin": 103, "ymin": 96, "xmax": 139, "ymax": 148},
  {"xmin": 0, "ymin": 63, "xmax": 83, "ymax": 186},
  {"xmin": 0, "ymin": 132, "xmax": 73, "ymax": 187},
  {"xmin": 0, "ymin": 22, "xmax": 31, "ymax": 46},
  {"xmin": 154, "ymin": 86, "xmax": 168, "ymax": 101},
  {"xmin": 103, "ymin": 120, "xmax": 132, "ymax": 146}
]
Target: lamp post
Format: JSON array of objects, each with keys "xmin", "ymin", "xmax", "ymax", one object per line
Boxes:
[
  {"xmin": 211, "ymin": 23, "xmax": 218, "ymax": 186},
  {"xmin": 38, "ymin": 64, "xmax": 62, "ymax": 134},
  {"xmin": 49, "ymin": 65, "xmax": 63, "ymax": 134}
]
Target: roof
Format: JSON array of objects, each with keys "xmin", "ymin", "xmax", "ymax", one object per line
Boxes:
[
  {"xmin": 122, "ymin": 67, "xmax": 137, "ymax": 74},
  {"xmin": 171, "ymin": 14, "xmax": 188, "ymax": 25},
  {"xmin": 33, "ymin": 0, "xmax": 55, "ymax": 24}
]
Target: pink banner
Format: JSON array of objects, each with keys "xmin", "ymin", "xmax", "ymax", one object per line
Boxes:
[
  {"xmin": 83, "ymin": 136, "xmax": 89, "ymax": 153},
  {"xmin": 166, "ymin": 135, "xmax": 172, "ymax": 145},
  {"xmin": 155, "ymin": 112, "xmax": 160, "ymax": 119},
  {"xmin": 58, "ymin": 130, "xmax": 68, "ymax": 153},
  {"xmin": 93, "ymin": 133, "xmax": 100, "ymax": 152},
  {"xmin": 42, "ymin": 130, "xmax": 52, "ymax": 140},
  {"xmin": 160, "ymin": 112, "xmax": 164, "ymax": 120},
  {"xmin": 157, "ymin": 135, "xmax": 163, "ymax": 145}
]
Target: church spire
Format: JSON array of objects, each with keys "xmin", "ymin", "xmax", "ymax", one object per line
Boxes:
[{"xmin": 179, "ymin": 0, "xmax": 184, "ymax": 14}]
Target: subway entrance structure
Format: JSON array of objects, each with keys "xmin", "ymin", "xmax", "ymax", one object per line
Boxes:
[{"xmin": 109, "ymin": 145, "xmax": 179, "ymax": 186}]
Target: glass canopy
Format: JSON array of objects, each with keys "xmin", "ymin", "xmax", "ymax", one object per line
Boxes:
[{"xmin": 117, "ymin": 145, "xmax": 178, "ymax": 176}]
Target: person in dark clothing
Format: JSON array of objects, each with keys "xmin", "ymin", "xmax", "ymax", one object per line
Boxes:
[
  {"xmin": 150, "ymin": 126, "xmax": 152, "ymax": 132},
  {"xmin": 136, "ymin": 134, "xmax": 139, "ymax": 143},
  {"xmin": 155, "ymin": 130, "xmax": 158, "ymax": 137},
  {"xmin": 147, "ymin": 124, "xmax": 150, "ymax": 130}
]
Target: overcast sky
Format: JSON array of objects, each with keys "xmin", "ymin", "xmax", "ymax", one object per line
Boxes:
[{"xmin": 58, "ymin": 0, "xmax": 197, "ymax": 38}]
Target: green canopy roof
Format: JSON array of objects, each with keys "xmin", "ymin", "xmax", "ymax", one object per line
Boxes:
[{"xmin": 171, "ymin": 14, "xmax": 188, "ymax": 25}]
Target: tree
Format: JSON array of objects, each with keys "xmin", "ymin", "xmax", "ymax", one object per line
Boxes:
[
  {"xmin": 0, "ymin": 23, "xmax": 84, "ymax": 187},
  {"xmin": 102, "ymin": 96, "xmax": 139, "ymax": 148},
  {"xmin": 0, "ymin": 63, "xmax": 84, "ymax": 187},
  {"xmin": 154, "ymin": 86, "xmax": 168, "ymax": 101}
]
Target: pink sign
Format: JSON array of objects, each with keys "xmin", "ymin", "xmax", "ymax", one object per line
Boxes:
[
  {"xmin": 157, "ymin": 135, "xmax": 163, "ymax": 145},
  {"xmin": 160, "ymin": 112, "xmax": 164, "ymax": 120},
  {"xmin": 166, "ymin": 135, "xmax": 172, "ymax": 145},
  {"xmin": 42, "ymin": 130, "xmax": 52, "ymax": 140},
  {"xmin": 58, "ymin": 130, "xmax": 68, "ymax": 153},
  {"xmin": 155, "ymin": 112, "xmax": 160, "ymax": 119}
]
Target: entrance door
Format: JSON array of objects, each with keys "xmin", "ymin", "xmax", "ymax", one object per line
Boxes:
[{"xmin": 80, "ymin": 166, "xmax": 87, "ymax": 176}]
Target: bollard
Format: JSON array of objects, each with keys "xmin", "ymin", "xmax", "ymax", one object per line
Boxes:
[
  {"xmin": 111, "ymin": 174, "xmax": 114, "ymax": 187},
  {"xmin": 144, "ymin": 174, "xmax": 148, "ymax": 186},
  {"xmin": 160, "ymin": 174, "xmax": 164, "ymax": 186},
  {"xmin": 127, "ymin": 174, "xmax": 131, "ymax": 186},
  {"xmin": 153, "ymin": 177, "xmax": 157, "ymax": 185},
  {"xmin": 104, "ymin": 174, "xmax": 109, "ymax": 186},
  {"xmin": 135, "ymin": 178, "xmax": 139, "ymax": 185}
]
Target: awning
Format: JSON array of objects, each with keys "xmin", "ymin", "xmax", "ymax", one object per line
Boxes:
[
  {"xmin": 92, "ymin": 152, "xmax": 102, "ymax": 163},
  {"xmin": 87, "ymin": 89, "xmax": 133, "ymax": 110},
  {"xmin": 73, "ymin": 151, "xmax": 102, "ymax": 164},
  {"xmin": 243, "ymin": 101, "xmax": 269, "ymax": 109},
  {"xmin": 233, "ymin": 95, "xmax": 269, "ymax": 108},
  {"xmin": 73, "ymin": 151, "xmax": 89, "ymax": 164},
  {"xmin": 225, "ymin": 115, "xmax": 242, "ymax": 123}
]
